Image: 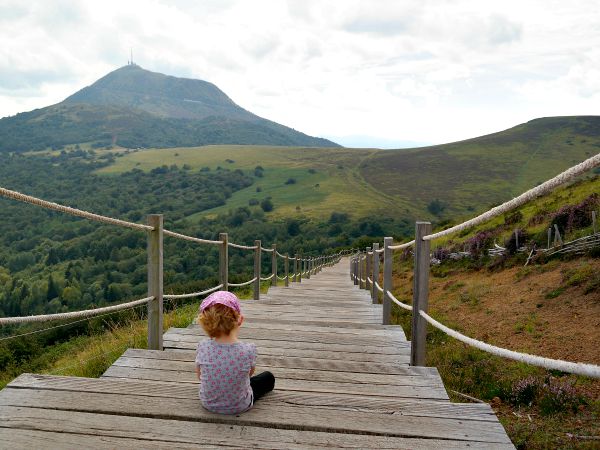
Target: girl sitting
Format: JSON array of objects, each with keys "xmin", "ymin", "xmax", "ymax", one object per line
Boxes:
[{"xmin": 195, "ymin": 290, "xmax": 275, "ymax": 414}]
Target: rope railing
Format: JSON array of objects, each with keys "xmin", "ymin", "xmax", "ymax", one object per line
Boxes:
[
  {"xmin": 163, "ymin": 285, "xmax": 223, "ymax": 300},
  {"xmin": 350, "ymin": 152, "xmax": 600, "ymax": 378},
  {"xmin": 260, "ymin": 274, "xmax": 275, "ymax": 281},
  {"xmin": 389, "ymin": 240, "xmax": 415, "ymax": 251},
  {"xmin": 163, "ymin": 229, "xmax": 223, "ymax": 245},
  {"xmin": 420, "ymin": 310, "xmax": 600, "ymax": 379},
  {"xmin": 423, "ymin": 152, "xmax": 600, "ymax": 242},
  {"xmin": 0, "ymin": 296, "xmax": 154, "ymax": 325},
  {"xmin": 0, "ymin": 186, "xmax": 153, "ymax": 232},
  {"xmin": 228, "ymin": 278, "xmax": 257, "ymax": 288},
  {"xmin": 389, "ymin": 292, "xmax": 412, "ymax": 311},
  {"xmin": 261, "ymin": 247, "xmax": 274, "ymax": 253},
  {"xmin": 228, "ymin": 242, "xmax": 258, "ymax": 250}
]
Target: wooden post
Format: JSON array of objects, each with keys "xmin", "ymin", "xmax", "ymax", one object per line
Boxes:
[
  {"xmin": 294, "ymin": 255, "xmax": 298, "ymax": 282},
  {"xmin": 365, "ymin": 247, "xmax": 372, "ymax": 291},
  {"xmin": 554, "ymin": 224, "xmax": 563, "ymax": 246},
  {"xmin": 298, "ymin": 255, "xmax": 303, "ymax": 283},
  {"xmin": 547, "ymin": 227, "xmax": 552, "ymax": 249},
  {"xmin": 219, "ymin": 232, "xmax": 228, "ymax": 291},
  {"xmin": 306, "ymin": 257, "xmax": 311, "ymax": 279},
  {"xmin": 514, "ymin": 229, "xmax": 519, "ymax": 251},
  {"xmin": 284, "ymin": 254, "xmax": 289, "ymax": 287},
  {"xmin": 411, "ymin": 222, "xmax": 432, "ymax": 367},
  {"xmin": 353, "ymin": 257, "xmax": 358, "ymax": 285},
  {"xmin": 382, "ymin": 237, "xmax": 392, "ymax": 325},
  {"xmin": 147, "ymin": 214, "xmax": 164, "ymax": 351},
  {"xmin": 372, "ymin": 243, "xmax": 379, "ymax": 304},
  {"xmin": 593, "ymin": 211, "xmax": 597, "ymax": 235},
  {"xmin": 253, "ymin": 240, "xmax": 261, "ymax": 300},
  {"xmin": 271, "ymin": 244, "xmax": 277, "ymax": 287}
]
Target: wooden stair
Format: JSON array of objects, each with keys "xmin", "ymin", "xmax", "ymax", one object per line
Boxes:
[{"xmin": 0, "ymin": 259, "xmax": 514, "ymax": 448}]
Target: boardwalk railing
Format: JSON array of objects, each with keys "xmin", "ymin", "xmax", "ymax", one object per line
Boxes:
[
  {"xmin": 351, "ymin": 152, "xmax": 600, "ymax": 378},
  {"xmin": 0, "ymin": 186, "xmax": 348, "ymax": 349}
]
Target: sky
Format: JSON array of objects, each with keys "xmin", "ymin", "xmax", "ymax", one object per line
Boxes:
[{"xmin": 1, "ymin": 0, "xmax": 599, "ymax": 148}]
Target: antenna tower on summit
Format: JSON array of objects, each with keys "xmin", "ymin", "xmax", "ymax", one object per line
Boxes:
[{"xmin": 129, "ymin": 48, "xmax": 134, "ymax": 66}]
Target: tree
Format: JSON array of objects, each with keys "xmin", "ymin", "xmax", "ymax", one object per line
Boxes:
[
  {"xmin": 260, "ymin": 198, "xmax": 274, "ymax": 212},
  {"xmin": 46, "ymin": 275, "xmax": 60, "ymax": 300}
]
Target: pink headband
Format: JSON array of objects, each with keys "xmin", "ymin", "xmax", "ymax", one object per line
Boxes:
[{"xmin": 200, "ymin": 291, "xmax": 241, "ymax": 314}]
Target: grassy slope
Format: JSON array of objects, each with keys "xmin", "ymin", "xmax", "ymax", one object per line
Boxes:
[
  {"xmin": 361, "ymin": 116, "xmax": 600, "ymax": 218},
  {"xmin": 95, "ymin": 117, "xmax": 600, "ymax": 226},
  {"xmin": 97, "ymin": 145, "xmax": 412, "ymax": 220},
  {"xmin": 387, "ymin": 175, "xmax": 600, "ymax": 448}
]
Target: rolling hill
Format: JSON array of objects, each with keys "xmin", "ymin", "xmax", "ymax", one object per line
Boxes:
[
  {"xmin": 95, "ymin": 116, "xmax": 600, "ymax": 224},
  {"xmin": 0, "ymin": 65, "xmax": 338, "ymax": 152}
]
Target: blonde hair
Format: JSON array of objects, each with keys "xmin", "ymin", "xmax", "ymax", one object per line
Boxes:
[{"xmin": 197, "ymin": 304, "xmax": 239, "ymax": 338}]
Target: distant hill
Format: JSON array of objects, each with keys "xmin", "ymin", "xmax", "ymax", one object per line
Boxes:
[
  {"xmin": 0, "ymin": 65, "xmax": 339, "ymax": 152},
  {"xmin": 360, "ymin": 116, "xmax": 600, "ymax": 217}
]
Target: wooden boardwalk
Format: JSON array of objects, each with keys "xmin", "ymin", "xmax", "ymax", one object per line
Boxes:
[{"xmin": 0, "ymin": 259, "xmax": 513, "ymax": 448}]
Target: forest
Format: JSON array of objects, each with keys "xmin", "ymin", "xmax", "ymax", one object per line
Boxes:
[{"xmin": 0, "ymin": 150, "xmax": 411, "ymax": 320}]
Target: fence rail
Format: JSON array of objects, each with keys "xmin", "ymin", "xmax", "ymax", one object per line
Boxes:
[{"xmin": 350, "ymin": 152, "xmax": 600, "ymax": 378}]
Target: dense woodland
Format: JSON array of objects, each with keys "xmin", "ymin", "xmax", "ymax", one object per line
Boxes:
[{"xmin": 0, "ymin": 151, "xmax": 409, "ymax": 320}]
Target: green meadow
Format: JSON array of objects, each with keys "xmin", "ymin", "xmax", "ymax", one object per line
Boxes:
[{"xmin": 97, "ymin": 145, "xmax": 409, "ymax": 220}]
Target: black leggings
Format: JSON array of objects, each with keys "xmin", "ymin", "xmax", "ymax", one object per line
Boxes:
[{"xmin": 250, "ymin": 371, "xmax": 275, "ymax": 402}]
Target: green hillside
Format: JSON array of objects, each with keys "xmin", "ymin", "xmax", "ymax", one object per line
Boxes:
[
  {"xmin": 0, "ymin": 65, "xmax": 338, "ymax": 152},
  {"xmin": 96, "ymin": 116, "xmax": 600, "ymax": 224},
  {"xmin": 360, "ymin": 116, "xmax": 600, "ymax": 218}
]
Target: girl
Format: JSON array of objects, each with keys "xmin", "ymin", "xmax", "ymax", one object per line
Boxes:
[{"xmin": 195, "ymin": 290, "xmax": 275, "ymax": 414}]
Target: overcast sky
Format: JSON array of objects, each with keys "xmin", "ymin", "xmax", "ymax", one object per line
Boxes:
[{"xmin": 1, "ymin": 0, "xmax": 599, "ymax": 148}]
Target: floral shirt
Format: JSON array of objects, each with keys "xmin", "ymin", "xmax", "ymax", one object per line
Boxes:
[{"xmin": 195, "ymin": 339, "xmax": 257, "ymax": 414}]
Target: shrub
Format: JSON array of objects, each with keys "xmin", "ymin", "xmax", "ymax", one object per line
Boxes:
[
  {"xmin": 285, "ymin": 178, "xmax": 296, "ymax": 185},
  {"xmin": 260, "ymin": 198, "xmax": 274, "ymax": 212},
  {"xmin": 510, "ymin": 376, "xmax": 539, "ymax": 406},
  {"xmin": 427, "ymin": 199, "xmax": 446, "ymax": 216},
  {"xmin": 539, "ymin": 378, "xmax": 585, "ymax": 415},
  {"xmin": 248, "ymin": 199, "xmax": 259, "ymax": 206}
]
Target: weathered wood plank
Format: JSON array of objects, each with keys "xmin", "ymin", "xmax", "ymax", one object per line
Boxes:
[
  {"xmin": 0, "ymin": 386, "xmax": 512, "ymax": 444},
  {"xmin": 162, "ymin": 331, "xmax": 409, "ymax": 354},
  {"xmin": 122, "ymin": 348, "xmax": 434, "ymax": 376},
  {"xmin": 0, "ymin": 406, "xmax": 512, "ymax": 449},
  {"xmin": 110, "ymin": 356, "xmax": 445, "ymax": 389},
  {"xmin": 101, "ymin": 365, "xmax": 449, "ymax": 400},
  {"xmin": 10, "ymin": 374, "xmax": 495, "ymax": 421},
  {"xmin": 165, "ymin": 327, "xmax": 408, "ymax": 348},
  {"xmin": 163, "ymin": 339, "xmax": 411, "ymax": 364}
]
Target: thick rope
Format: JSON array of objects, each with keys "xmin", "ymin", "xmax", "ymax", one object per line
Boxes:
[
  {"xmin": 163, "ymin": 284, "xmax": 223, "ymax": 299},
  {"xmin": 276, "ymin": 251, "xmax": 286, "ymax": 258},
  {"xmin": 367, "ymin": 277, "xmax": 372, "ymax": 283},
  {"xmin": 388, "ymin": 291, "xmax": 413, "ymax": 311},
  {"xmin": 375, "ymin": 248, "xmax": 385, "ymax": 254},
  {"xmin": 260, "ymin": 274, "xmax": 275, "ymax": 281},
  {"xmin": 0, "ymin": 296, "xmax": 154, "ymax": 325},
  {"xmin": 228, "ymin": 278, "xmax": 257, "ymax": 287},
  {"xmin": 389, "ymin": 240, "xmax": 415, "ymax": 251},
  {"xmin": 420, "ymin": 310, "xmax": 600, "ymax": 378},
  {"xmin": 261, "ymin": 247, "xmax": 274, "ymax": 253},
  {"xmin": 163, "ymin": 229, "xmax": 223, "ymax": 245},
  {"xmin": 423, "ymin": 152, "xmax": 600, "ymax": 241},
  {"xmin": 374, "ymin": 281, "xmax": 384, "ymax": 293},
  {"xmin": 0, "ymin": 186, "xmax": 153, "ymax": 232},
  {"xmin": 229, "ymin": 242, "xmax": 258, "ymax": 250},
  {"xmin": 277, "ymin": 275, "xmax": 287, "ymax": 281}
]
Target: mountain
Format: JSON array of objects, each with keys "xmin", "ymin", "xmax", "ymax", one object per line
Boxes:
[{"xmin": 0, "ymin": 65, "xmax": 339, "ymax": 152}]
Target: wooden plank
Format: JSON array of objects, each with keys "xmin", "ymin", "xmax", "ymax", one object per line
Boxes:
[
  {"xmin": 101, "ymin": 365, "xmax": 448, "ymax": 400},
  {"xmin": 122, "ymin": 349, "xmax": 435, "ymax": 376},
  {"xmin": 0, "ymin": 386, "xmax": 512, "ymax": 444},
  {"xmin": 10, "ymin": 374, "xmax": 495, "ymax": 421},
  {"xmin": 110, "ymin": 356, "xmax": 445, "ymax": 389},
  {"xmin": 166, "ymin": 327, "xmax": 408, "ymax": 348},
  {"xmin": 163, "ymin": 340, "xmax": 411, "ymax": 363},
  {"xmin": 162, "ymin": 332, "xmax": 410, "ymax": 354},
  {"xmin": 0, "ymin": 406, "xmax": 512, "ymax": 449}
]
